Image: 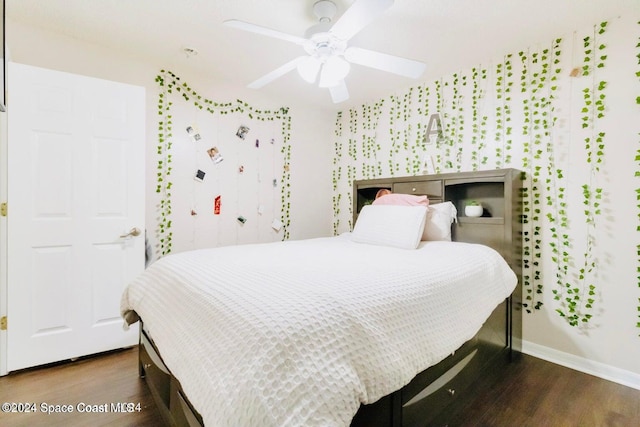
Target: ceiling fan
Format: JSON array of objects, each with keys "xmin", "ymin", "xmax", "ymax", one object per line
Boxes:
[{"xmin": 224, "ymin": 0, "xmax": 426, "ymax": 103}]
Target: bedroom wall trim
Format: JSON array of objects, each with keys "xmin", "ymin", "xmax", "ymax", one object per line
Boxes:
[
  {"xmin": 0, "ymin": 101, "xmax": 6, "ymax": 376},
  {"xmin": 522, "ymin": 340, "xmax": 640, "ymax": 391}
]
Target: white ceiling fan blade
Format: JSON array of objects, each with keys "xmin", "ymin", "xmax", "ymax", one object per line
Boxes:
[
  {"xmin": 330, "ymin": 0, "xmax": 394, "ymax": 41},
  {"xmin": 248, "ymin": 57, "xmax": 306, "ymax": 89},
  {"xmin": 345, "ymin": 46, "xmax": 426, "ymax": 79},
  {"xmin": 224, "ymin": 19, "xmax": 307, "ymax": 46},
  {"xmin": 329, "ymin": 81, "xmax": 349, "ymax": 103}
]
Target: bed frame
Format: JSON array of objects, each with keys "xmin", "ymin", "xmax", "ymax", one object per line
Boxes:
[{"xmin": 138, "ymin": 168, "xmax": 524, "ymax": 427}]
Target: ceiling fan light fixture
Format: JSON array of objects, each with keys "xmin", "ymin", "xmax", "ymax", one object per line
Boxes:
[
  {"xmin": 318, "ymin": 56, "xmax": 350, "ymax": 88},
  {"xmin": 297, "ymin": 56, "xmax": 321, "ymax": 83}
]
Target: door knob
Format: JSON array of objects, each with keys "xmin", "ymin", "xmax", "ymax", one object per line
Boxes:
[{"xmin": 120, "ymin": 227, "xmax": 142, "ymax": 238}]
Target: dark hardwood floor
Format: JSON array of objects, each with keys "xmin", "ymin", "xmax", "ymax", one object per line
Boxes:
[
  {"xmin": 0, "ymin": 347, "xmax": 638, "ymax": 426},
  {"xmin": 440, "ymin": 353, "xmax": 640, "ymax": 427},
  {"xmin": 0, "ymin": 347, "xmax": 163, "ymax": 427}
]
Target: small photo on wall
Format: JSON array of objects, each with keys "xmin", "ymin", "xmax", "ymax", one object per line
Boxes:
[
  {"xmin": 186, "ymin": 125, "xmax": 202, "ymax": 142},
  {"xmin": 214, "ymin": 195, "xmax": 221, "ymax": 215},
  {"xmin": 271, "ymin": 219, "xmax": 283, "ymax": 232},
  {"xmin": 207, "ymin": 147, "xmax": 224, "ymax": 164},
  {"xmin": 194, "ymin": 169, "xmax": 206, "ymax": 182},
  {"xmin": 236, "ymin": 125, "xmax": 249, "ymax": 140}
]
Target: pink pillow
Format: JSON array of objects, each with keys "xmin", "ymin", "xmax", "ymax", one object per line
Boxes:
[{"xmin": 372, "ymin": 193, "xmax": 429, "ymax": 207}]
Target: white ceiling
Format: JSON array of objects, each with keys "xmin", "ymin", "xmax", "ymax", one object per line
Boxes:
[{"xmin": 7, "ymin": 0, "xmax": 640, "ymax": 112}]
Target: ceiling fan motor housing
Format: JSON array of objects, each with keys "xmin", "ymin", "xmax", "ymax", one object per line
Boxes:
[
  {"xmin": 304, "ymin": 33, "xmax": 347, "ymax": 58},
  {"xmin": 305, "ymin": 0, "xmax": 340, "ymax": 39},
  {"xmin": 313, "ymin": 0, "xmax": 338, "ymax": 22}
]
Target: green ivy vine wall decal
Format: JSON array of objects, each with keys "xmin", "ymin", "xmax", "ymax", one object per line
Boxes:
[
  {"xmin": 519, "ymin": 48, "xmax": 545, "ymax": 313},
  {"xmin": 332, "ymin": 112, "xmax": 343, "ymax": 235},
  {"xmin": 402, "ymin": 89, "xmax": 414, "ymax": 175},
  {"xmin": 388, "ymin": 95, "xmax": 402, "ymax": 175},
  {"xmin": 330, "ymin": 15, "xmax": 640, "ymax": 333},
  {"xmin": 361, "ymin": 105, "xmax": 374, "ymax": 179},
  {"xmin": 434, "ymin": 79, "xmax": 444, "ymax": 172},
  {"xmin": 504, "ymin": 55, "xmax": 514, "ymax": 166},
  {"xmin": 454, "ymin": 73, "xmax": 467, "ymax": 172},
  {"xmin": 495, "ymin": 62, "xmax": 504, "ymax": 168},
  {"xmin": 155, "ymin": 77, "xmax": 174, "ymax": 256},
  {"xmin": 550, "ymin": 22, "xmax": 608, "ymax": 327},
  {"xmin": 469, "ymin": 67, "xmax": 487, "ymax": 171},
  {"xmin": 410, "ymin": 86, "xmax": 427, "ymax": 174},
  {"xmin": 470, "ymin": 67, "xmax": 481, "ymax": 170},
  {"xmin": 155, "ymin": 70, "xmax": 292, "ymax": 256},
  {"xmin": 417, "ymin": 83, "xmax": 431, "ymax": 173},
  {"xmin": 542, "ymin": 39, "xmax": 568, "ymax": 318},
  {"xmin": 540, "ymin": 39, "xmax": 572, "ymax": 318},
  {"xmin": 496, "ymin": 54, "xmax": 514, "ymax": 167},
  {"xmin": 439, "ymin": 73, "xmax": 465, "ymax": 172},
  {"xmin": 478, "ymin": 67, "xmax": 489, "ymax": 167},
  {"xmin": 446, "ymin": 73, "xmax": 459, "ymax": 171}
]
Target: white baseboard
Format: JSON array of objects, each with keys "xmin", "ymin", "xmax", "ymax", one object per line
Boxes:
[{"xmin": 522, "ymin": 340, "xmax": 640, "ymax": 391}]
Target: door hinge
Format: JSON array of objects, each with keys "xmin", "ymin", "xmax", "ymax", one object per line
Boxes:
[
  {"xmin": 0, "ymin": 316, "xmax": 6, "ymax": 331},
  {"xmin": 0, "ymin": 202, "xmax": 6, "ymax": 217}
]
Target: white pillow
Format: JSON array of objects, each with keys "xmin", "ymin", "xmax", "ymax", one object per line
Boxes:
[
  {"xmin": 422, "ymin": 202, "xmax": 458, "ymax": 241},
  {"xmin": 352, "ymin": 205, "xmax": 427, "ymax": 249}
]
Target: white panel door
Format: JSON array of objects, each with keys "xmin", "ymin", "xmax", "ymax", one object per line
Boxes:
[{"xmin": 6, "ymin": 63, "xmax": 145, "ymax": 371}]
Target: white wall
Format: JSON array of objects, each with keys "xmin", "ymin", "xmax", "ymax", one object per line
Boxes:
[
  {"xmin": 6, "ymin": 21, "xmax": 335, "ymax": 249},
  {"xmin": 332, "ymin": 15, "xmax": 640, "ymax": 387}
]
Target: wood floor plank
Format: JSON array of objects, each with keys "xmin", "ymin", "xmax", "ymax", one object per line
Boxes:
[
  {"xmin": 440, "ymin": 354, "xmax": 640, "ymax": 427},
  {"xmin": 1, "ymin": 348, "xmax": 638, "ymax": 426},
  {"xmin": 0, "ymin": 347, "xmax": 162, "ymax": 427}
]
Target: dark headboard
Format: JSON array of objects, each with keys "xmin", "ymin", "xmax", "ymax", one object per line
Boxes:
[
  {"xmin": 353, "ymin": 168, "xmax": 524, "ymax": 349},
  {"xmin": 353, "ymin": 168, "xmax": 522, "ymax": 265}
]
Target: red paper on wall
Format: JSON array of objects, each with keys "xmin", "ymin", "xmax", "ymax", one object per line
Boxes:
[{"xmin": 214, "ymin": 195, "xmax": 221, "ymax": 215}]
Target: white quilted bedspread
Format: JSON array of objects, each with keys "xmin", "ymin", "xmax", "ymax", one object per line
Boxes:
[{"xmin": 121, "ymin": 235, "xmax": 516, "ymax": 427}]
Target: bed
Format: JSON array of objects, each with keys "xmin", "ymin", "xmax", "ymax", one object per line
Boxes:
[{"xmin": 121, "ymin": 168, "xmax": 523, "ymax": 427}]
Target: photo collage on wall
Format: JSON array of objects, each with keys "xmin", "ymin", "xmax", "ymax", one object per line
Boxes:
[{"xmin": 169, "ymin": 112, "xmax": 285, "ymax": 252}]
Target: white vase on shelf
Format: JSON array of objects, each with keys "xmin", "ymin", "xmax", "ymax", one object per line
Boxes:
[{"xmin": 464, "ymin": 204, "xmax": 483, "ymax": 217}]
